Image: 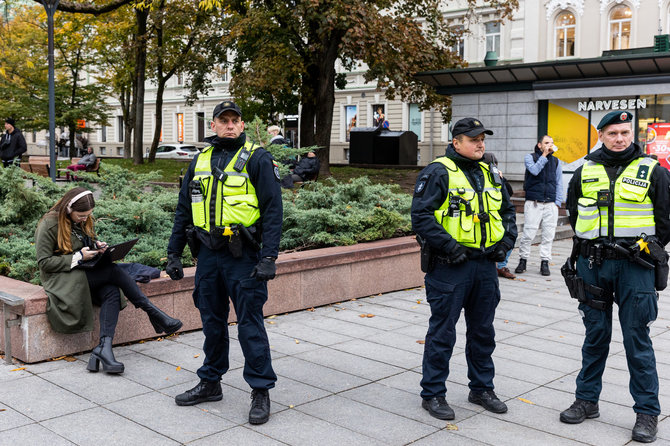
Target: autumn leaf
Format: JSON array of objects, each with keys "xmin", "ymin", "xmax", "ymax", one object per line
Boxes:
[
  {"xmin": 358, "ymin": 314, "xmax": 366, "ymax": 318},
  {"xmin": 267, "ymin": 321, "xmax": 276, "ymax": 324},
  {"xmin": 416, "ymin": 340, "xmax": 425, "ymax": 344},
  {"xmin": 294, "ymin": 339, "xmax": 300, "ymax": 344},
  {"xmin": 176, "ymin": 366, "xmax": 181, "ymax": 371},
  {"xmin": 10, "ymin": 367, "xmax": 25, "ymax": 372},
  {"xmin": 64, "ymin": 356, "xmax": 77, "ymax": 362},
  {"xmin": 366, "ymin": 314, "xmax": 375, "ymax": 318},
  {"xmin": 517, "ymin": 398, "xmax": 535, "ymax": 405},
  {"xmin": 446, "ymin": 423, "xmax": 458, "ymax": 430},
  {"xmin": 194, "ymin": 354, "xmax": 200, "ymax": 358},
  {"xmin": 268, "ymin": 315, "xmax": 277, "ymax": 319},
  {"xmin": 308, "ymin": 307, "xmax": 315, "ymax": 312}
]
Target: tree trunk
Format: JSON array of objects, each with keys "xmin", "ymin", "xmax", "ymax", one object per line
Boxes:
[
  {"xmin": 132, "ymin": 6, "xmax": 148, "ymax": 165},
  {"xmin": 148, "ymin": 78, "xmax": 166, "ymax": 162},
  {"xmin": 68, "ymin": 124, "xmax": 77, "ymax": 158}
]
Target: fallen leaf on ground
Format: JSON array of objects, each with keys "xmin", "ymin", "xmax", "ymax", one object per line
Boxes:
[
  {"xmin": 416, "ymin": 300, "xmax": 422, "ymax": 304},
  {"xmin": 0, "ymin": 409, "xmax": 6, "ymax": 412},
  {"xmin": 411, "ymin": 306, "xmax": 418, "ymax": 309},
  {"xmin": 64, "ymin": 356, "xmax": 77, "ymax": 362},
  {"xmin": 307, "ymin": 307, "xmax": 315, "ymax": 312},
  {"xmin": 350, "ymin": 298, "xmax": 357, "ymax": 301},
  {"xmin": 516, "ymin": 278, "xmax": 527, "ymax": 281},
  {"xmin": 446, "ymin": 423, "xmax": 458, "ymax": 430},
  {"xmin": 268, "ymin": 315, "xmax": 277, "ymax": 319},
  {"xmin": 517, "ymin": 398, "xmax": 535, "ymax": 405},
  {"xmin": 294, "ymin": 339, "xmax": 300, "ymax": 344},
  {"xmin": 289, "ymin": 405, "xmax": 294, "ymax": 409},
  {"xmin": 176, "ymin": 366, "xmax": 181, "ymax": 371},
  {"xmin": 267, "ymin": 321, "xmax": 276, "ymax": 324},
  {"xmin": 194, "ymin": 354, "xmax": 200, "ymax": 358},
  {"xmin": 10, "ymin": 367, "xmax": 25, "ymax": 372},
  {"xmin": 359, "ymin": 314, "xmax": 367, "ymax": 318},
  {"xmin": 504, "ymin": 320, "xmax": 509, "ymax": 323},
  {"xmin": 50, "ymin": 356, "xmax": 66, "ymax": 361},
  {"xmin": 416, "ymin": 340, "xmax": 425, "ymax": 344},
  {"xmin": 366, "ymin": 314, "xmax": 375, "ymax": 318}
]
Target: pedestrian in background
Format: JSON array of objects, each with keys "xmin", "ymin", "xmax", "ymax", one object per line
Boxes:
[
  {"xmin": 515, "ymin": 135, "xmax": 563, "ymax": 276},
  {"xmin": 411, "ymin": 117, "xmax": 517, "ymax": 420},
  {"xmin": 0, "ymin": 117, "xmax": 27, "ymax": 167}
]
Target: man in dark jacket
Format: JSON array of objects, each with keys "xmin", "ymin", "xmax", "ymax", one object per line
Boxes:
[
  {"xmin": 514, "ymin": 135, "xmax": 564, "ymax": 276},
  {"xmin": 560, "ymin": 111, "xmax": 670, "ymax": 443},
  {"xmin": 411, "ymin": 117, "xmax": 517, "ymax": 420},
  {"xmin": 280, "ymin": 151, "xmax": 320, "ymax": 188},
  {"xmin": 0, "ymin": 118, "xmax": 27, "ymax": 167},
  {"xmin": 166, "ymin": 101, "xmax": 282, "ymax": 425}
]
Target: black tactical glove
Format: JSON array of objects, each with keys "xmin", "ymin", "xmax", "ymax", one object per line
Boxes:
[
  {"xmin": 250, "ymin": 257, "xmax": 276, "ymax": 281},
  {"xmin": 447, "ymin": 244, "xmax": 468, "ymax": 265},
  {"xmin": 166, "ymin": 253, "xmax": 184, "ymax": 281},
  {"xmin": 488, "ymin": 242, "xmax": 510, "ymax": 262}
]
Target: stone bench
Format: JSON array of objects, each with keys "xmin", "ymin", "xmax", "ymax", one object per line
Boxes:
[{"xmin": 0, "ymin": 236, "xmax": 423, "ymax": 363}]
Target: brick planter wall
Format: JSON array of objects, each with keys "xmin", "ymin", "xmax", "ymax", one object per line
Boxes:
[{"xmin": 1, "ymin": 236, "xmax": 422, "ymax": 363}]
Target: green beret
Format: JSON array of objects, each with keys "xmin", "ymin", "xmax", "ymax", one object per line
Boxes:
[{"xmin": 597, "ymin": 111, "xmax": 633, "ymax": 130}]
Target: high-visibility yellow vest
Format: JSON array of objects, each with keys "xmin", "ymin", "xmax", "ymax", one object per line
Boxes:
[
  {"xmin": 575, "ymin": 157, "xmax": 656, "ymax": 239},
  {"xmin": 432, "ymin": 157, "xmax": 505, "ymax": 248},
  {"xmin": 190, "ymin": 141, "xmax": 260, "ymax": 231}
]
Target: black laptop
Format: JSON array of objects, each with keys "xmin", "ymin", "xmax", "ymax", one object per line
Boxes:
[{"xmin": 77, "ymin": 238, "xmax": 139, "ymax": 269}]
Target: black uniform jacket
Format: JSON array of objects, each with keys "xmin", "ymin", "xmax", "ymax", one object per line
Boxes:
[
  {"xmin": 566, "ymin": 143, "xmax": 670, "ymax": 246},
  {"xmin": 167, "ymin": 133, "xmax": 283, "ymax": 259},
  {"xmin": 411, "ymin": 145, "xmax": 518, "ymax": 257},
  {"xmin": 0, "ymin": 128, "xmax": 27, "ymax": 161}
]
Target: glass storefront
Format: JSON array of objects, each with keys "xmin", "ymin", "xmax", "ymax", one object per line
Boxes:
[{"xmin": 544, "ymin": 95, "xmax": 670, "ymax": 170}]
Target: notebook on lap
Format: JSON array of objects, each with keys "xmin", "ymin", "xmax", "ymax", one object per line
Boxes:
[{"xmin": 77, "ymin": 238, "xmax": 139, "ymax": 269}]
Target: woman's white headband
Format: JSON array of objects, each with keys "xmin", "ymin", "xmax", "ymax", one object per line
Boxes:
[{"xmin": 66, "ymin": 190, "xmax": 93, "ymax": 213}]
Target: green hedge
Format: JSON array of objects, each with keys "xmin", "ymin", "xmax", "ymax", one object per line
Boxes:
[{"xmin": 0, "ymin": 164, "xmax": 412, "ymax": 285}]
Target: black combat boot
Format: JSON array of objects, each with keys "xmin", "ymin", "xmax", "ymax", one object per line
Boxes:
[
  {"xmin": 87, "ymin": 336, "xmax": 124, "ymax": 374},
  {"xmin": 422, "ymin": 396, "xmax": 455, "ymax": 420},
  {"xmin": 175, "ymin": 380, "xmax": 223, "ymax": 406},
  {"xmin": 632, "ymin": 413, "xmax": 658, "ymax": 443},
  {"xmin": 468, "ymin": 390, "xmax": 508, "ymax": 413},
  {"xmin": 541, "ymin": 260, "xmax": 551, "ymax": 276},
  {"xmin": 249, "ymin": 389, "xmax": 271, "ymax": 425},
  {"xmin": 140, "ymin": 299, "xmax": 183, "ymax": 335},
  {"xmin": 515, "ymin": 258, "xmax": 527, "ymax": 274},
  {"xmin": 559, "ymin": 399, "xmax": 599, "ymax": 424}
]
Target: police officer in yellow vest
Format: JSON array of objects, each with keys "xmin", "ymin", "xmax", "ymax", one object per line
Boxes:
[
  {"xmin": 166, "ymin": 101, "xmax": 282, "ymax": 425},
  {"xmin": 561, "ymin": 111, "xmax": 670, "ymax": 443},
  {"xmin": 411, "ymin": 117, "xmax": 517, "ymax": 420}
]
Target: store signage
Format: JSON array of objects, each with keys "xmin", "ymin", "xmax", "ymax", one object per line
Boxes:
[
  {"xmin": 646, "ymin": 123, "xmax": 670, "ymax": 170},
  {"xmin": 578, "ymin": 98, "xmax": 646, "ymax": 112}
]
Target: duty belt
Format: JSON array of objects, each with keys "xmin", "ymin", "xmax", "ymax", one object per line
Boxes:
[{"xmin": 579, "ymin": 243, "xmax": 629, "ymax": 261}]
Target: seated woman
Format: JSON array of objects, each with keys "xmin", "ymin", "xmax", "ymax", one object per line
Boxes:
[
  {"xmin": 35, "ymin": 187, "xmax": 182, "ymax": 374},
  {"xmin": 66, "ymin": 146, "xmax": 96, "ymax": 181},
  {"xmin": 280, "ymin": 152, "xmax": 320, "ymax": 188}
]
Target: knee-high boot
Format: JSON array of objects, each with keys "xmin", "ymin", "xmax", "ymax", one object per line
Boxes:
[
  {"xmin": 87, "ymin": 336, "xmax": 124, "ymax": 374},
  {"xmin": 139, "ymin": 299, "xmax": 183, "ymax": 335}
]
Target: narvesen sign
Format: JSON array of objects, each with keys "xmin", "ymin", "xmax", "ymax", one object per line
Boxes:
[{"xmin": 578, "ymin": 98, "xmax": 647, "ymax": 112}]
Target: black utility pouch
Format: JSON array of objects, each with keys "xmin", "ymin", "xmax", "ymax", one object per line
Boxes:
[
  {"xmin": 655, "ymin": 252, "xmax": 669, "ymax": 291},
  {"xmin": 561, "ymin": 259, "xmax": 586, "ymax": 303},
  {"xmin": 228, "ymin": 232, "xmax": 244, "ymax": 258}
]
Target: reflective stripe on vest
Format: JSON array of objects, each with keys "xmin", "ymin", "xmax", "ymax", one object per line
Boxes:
[
  {"xmin": 432, "ymin": 157, "xmax": 505, "ymax": 248},
  {"xmin": 575, "ymin": 157, "xmax": 656, "ymax": 240},
  {"xmin": 191, "ymin": 141, "xmax": 260, "ymax": 232}
]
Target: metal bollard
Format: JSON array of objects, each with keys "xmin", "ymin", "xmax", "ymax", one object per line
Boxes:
[{"xmin": 0, "ymin": 292, "xmax": 25, "ymax": 365}]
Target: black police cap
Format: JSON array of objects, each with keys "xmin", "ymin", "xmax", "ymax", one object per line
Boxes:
[
  {"xmin": 596, "ymin": 111, "xmax": 633, "ymax": 130},
  {"xmin": 451, "ymin": 117, "xmax": 493, "ymax": 138},
  {"xmin": 213, "ymin": 101, "xmax": 242, "ymax": 120}
]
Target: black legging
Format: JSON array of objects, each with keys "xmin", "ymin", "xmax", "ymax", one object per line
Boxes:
[{"xmin": 85, "ymin": 263, "xmax": 150, "ymax": 337}]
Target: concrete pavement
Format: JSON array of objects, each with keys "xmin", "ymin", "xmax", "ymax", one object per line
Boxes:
[{"xmin": 2, "ymin": 238, "xmax": 670, "ymax": 445}]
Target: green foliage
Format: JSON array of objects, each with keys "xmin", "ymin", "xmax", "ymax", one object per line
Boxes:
[
  {"xmin": 0, "ymin": 164, "xmax": 412, "ymax": 284},
  {"xmin": 280, "ymin": 177, "xmax": 412, "ymax": 251}
]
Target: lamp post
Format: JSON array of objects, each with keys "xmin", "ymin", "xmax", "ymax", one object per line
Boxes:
[{"xmin": 41, "ymin": 0, "xmax": 60, "ymax": 182}]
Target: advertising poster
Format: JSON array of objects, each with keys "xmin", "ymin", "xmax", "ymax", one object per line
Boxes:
[
  {"xmin": 373, "ymin": 104, "xmax": 386, "ymax": 127},
  {"xmin": 646, "ymin": 123, "xmax": 670, "ymax": 170},
  {"xmin": 345, "ymin": 105, "xmax": 357, "ymax": 142},
  {"xmin": 177, "ymin": 113, "xmax": 184, "ymax": 142}
]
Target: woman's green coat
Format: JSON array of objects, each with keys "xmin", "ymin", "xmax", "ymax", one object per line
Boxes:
[{"xmin": 34, "ymin": 213, "xmax": 126, "ymax": 334}]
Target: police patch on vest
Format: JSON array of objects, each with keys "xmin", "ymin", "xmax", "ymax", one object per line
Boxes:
[
  {"xmin": 582, "ymin": 178, "xmax": 598, "ymax": 183},
  {"xmin": 637, "ymin": 165, "xmax": 649, "ymax": 179},
  {"xmin": 621, "ymin": 176, "xmax": 649, "ymax": 188}
]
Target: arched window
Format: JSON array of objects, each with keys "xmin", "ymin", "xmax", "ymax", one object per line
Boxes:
[
  {"xmin": 555, "ymin": 11, "xmax": 576, "ymax": 58},
  {"xmin": 609, "ymin": 5, "xmax": 632, "ymax": 50}
]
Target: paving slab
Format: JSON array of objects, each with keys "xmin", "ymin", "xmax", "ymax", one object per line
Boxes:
[
  {"xmin": 294, "ymin": 347, "xmax": 404, "ymax": 381},
  {"xmin": 0, "ymin": 423, "xmax": 75, "ymax": 445}
]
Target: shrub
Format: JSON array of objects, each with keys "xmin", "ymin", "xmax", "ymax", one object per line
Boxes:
[{"xmin": 0, "ymin": 164, "xmax": 412, "ymax": 284}]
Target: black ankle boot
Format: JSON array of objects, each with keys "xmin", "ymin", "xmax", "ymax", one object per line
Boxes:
[
  {"xmin": 141, "ymin": 300, "xmax": 183, "ymax": 335},
  {"xmin": 87, "ymin": 336, "xmax": 124, "ymax": 374},
  {"xmin": 515, "ymin": 258, "xmax": 527, "ymax": 274}
]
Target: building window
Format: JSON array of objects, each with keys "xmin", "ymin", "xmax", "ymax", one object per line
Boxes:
[
  {"xmin": 555, "ymin": 11, "xmax": 576, "ymax": 58},
  {"xmin": 609, "ymin": 5, "xmax": 631, "ymax": 50},
  {"xmin": 485, "ymin": 21, "xmax": 501, "ymax": 56},
  {"xmin": 219, "ymin": 65, "xmax": 229, "ymax": 82},
  {"xmin": 451, "ymin": 25, "xmax": 465, "ymax": 59},
  {"xmin": 117, "ymin": 146, "xmax": 124, "ymax": 157},
  {"xmin": 408, "ymin": 103, "xmax": 422, "ymax": 141},
  {"xmin": 100, "ymin": 147, "xmax": 106, "ymax": 155},
  {"xmin": 344, "ymin": 105, "xmax": 357, "ymax": 142},
  {"xmin": 116, "ymin": 116, "xmax": 124, "ymax": 142},
  {"xmin": 176, "ymin": 73, "xmax": 183, "ymax": 86},
  {"xmin": 196, "ymin": 112, "xmax": 205, "ymax": 141},
  {"xmin": 32, "ymin": 130, "xmax": 36, "ymax": 143},
  {"xmin": 101, "ymin": 125, "xmax": 107, "ymax": 143}
]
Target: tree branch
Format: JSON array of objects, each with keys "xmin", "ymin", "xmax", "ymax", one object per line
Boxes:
[{"xmin": 33, "ymin": 0, "xmax": 134, "ymax": 16}]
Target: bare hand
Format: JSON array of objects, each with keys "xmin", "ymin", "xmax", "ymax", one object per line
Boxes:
[
  {"xmin": 95, "ymin": 241, "xmax": 108, "ymax": 253},
  {"xmin": 80, "ymin": 247, "xmax": 99, "ymax": 260}
]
